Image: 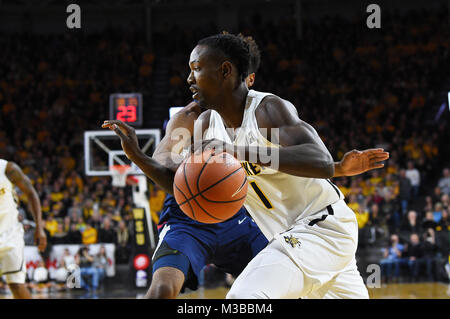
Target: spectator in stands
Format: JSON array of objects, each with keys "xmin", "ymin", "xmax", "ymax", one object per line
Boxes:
[
  {"xmin": 423, "ymin": 196, "xmax": 434, "ymax": 213},
  {"xmin": 433, "ymin": 202, "xmax": 444, "ymax": 223},
  {"xmin": 149, "ymin": 184, "xmax": 166, "ymax": 224},
  {"xmin": 68, "ymin": 201, "xmax": 83, "ymax": 221},
  {"xmin": 400, "ymin": 210, "xmax": 422, "ymax": 243},
  {"xmin": 441, "ymin": 194, "xmax": 449, "ymax": 211},
  {"xmin": 45, "ymin": 214, "xmax": 58, "ymax": 237},
  {"xmin": 23, "ymin": 220, "xmax": 36, "ymax": 246},
  {"xmin": 75, "ymin": 246, "xmax": 100, "ymax": 293},
  {"xmin": 421, "ymin": 229, "xmax": 439, "ymax": 281},
  {"xmin": 94, "ymin": 245, "xmax": 108, "ymax": 285},
  {"xmin": 403, "ymin": 233, "xmax": 422, "ymax": 282},
  {"xmin": 51, "ymin": 223, "xmax": 68, "ymax": 245},
  {"xmin": 116, "ymin": 220, "xmax": 130, "ymax": 264},
  {"xmin": 75, "ymin": 216, "xmax": 87, "ymax": 233},
  {"xmin": 405, "ymin": 161, "xmax": 421, "ymax": 197},
  {"xmin": 381, "ymin": 188, "xmax": 401, "ymax": 234},
  {"xmin": 82, "ymin": 221, "xmax": 98, "ymax": 245},
  {"xmin": 437, "ymin": 209, "xmax": 449, "ymax": 230},
  {"xmin": 367, "ymin": 203, "xmax": 386, "ymax": 244},
  {"xmin": 438, "ymin": 168, "xmax": 450, "ymax": 195},
  {"xmin": 432, "ymin": 186, "xmax": 442, "ymax": 204},
  {"xmin": 63, "ymin": 216, "xmax": 71, "ymax": 233},
  {"xmin": 380, "ymin": 234, "xmax": 404, "ymax": 283},
  {"xmin": 422, "ymin": 211, "xmax": 438, "ymax": 232},
  {"xmin": 398, "ymin": 169, "xmax": 412, "ymax": 215},
  {"xmin": 98, "ymin": 217, "xmax": 116, "ymax": 243},
  {"xmin": 67, "ymin": 223, "xmax": 82, "ymax": 244}
]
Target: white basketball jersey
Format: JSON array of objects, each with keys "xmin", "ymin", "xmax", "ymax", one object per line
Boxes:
[
  {"xmin": 205, "ymin": 90, "xmax": 344, "ymax": 240},
  {"xmin": 0, "ymin": 159, "xmax": 20, "ymax": 233}
]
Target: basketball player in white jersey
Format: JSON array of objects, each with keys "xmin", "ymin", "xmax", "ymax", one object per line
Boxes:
[
  {"xmin": 185, "ymin": 33, "xmax": 387, "ymax": 298},
  {"xmin": 102, "ymin": 34, "xmax": 388, "ymax": 298},
  {"xmin": 0, "ymin": 159, "xmax": 47, "ymax": 298}
]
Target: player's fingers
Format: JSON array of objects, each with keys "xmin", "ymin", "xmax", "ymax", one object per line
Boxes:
[
  {"xmin": 370, "ymin": 155, "xmax": 390, "ymax": 163},
  {"xmin": 369, "ymin": 163, "xmax": 385, "ymax": 169},
  {"xmin": 369, "ymin": 151, "xmax": 389, "ymax": 159},
  {"xmin": 363, "ymin": 148, "xmax": 384, "ymax": 154},
  {"xmin": 112, "ymin": 124, "xmax": 128, "ymax": 140},
  {"xmin": 104, "ymin": 120, "xmax": 134, "ymax": 133}
]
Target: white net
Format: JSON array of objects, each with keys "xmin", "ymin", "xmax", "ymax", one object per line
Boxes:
[{"xmin": 111, "ymin": 165, "xmax": 131, "ymax": 187}]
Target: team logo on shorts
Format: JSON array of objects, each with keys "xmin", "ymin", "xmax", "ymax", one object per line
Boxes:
[{"xmin": 284, "ymin": 235, "xmax": 301, "ymax": 248}]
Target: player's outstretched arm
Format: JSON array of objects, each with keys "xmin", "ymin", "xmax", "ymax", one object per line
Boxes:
[
  {"xmin": 102, "ymin": 102, "xmax": 200, "ymax": 195},
  {"xmin": 333, "ymin": 148, "xmax": 389, "ymax": 177},
  {"xmin": 5, "ymin": 162, "xmax": 47, "ymax": 252},
  {"xmin": 102, "ymin": 120, "xmax": 177, "ymax": 194}
]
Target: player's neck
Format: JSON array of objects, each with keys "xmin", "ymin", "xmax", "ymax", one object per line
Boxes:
[{"xmin": 216, "ymin": 84, "xmax": 248, "ymax": 129}]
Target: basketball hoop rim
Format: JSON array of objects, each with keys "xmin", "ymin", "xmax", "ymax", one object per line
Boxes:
[{"xmin": 110, "ymin": 165, "xmax": 132, "ymax": 175}]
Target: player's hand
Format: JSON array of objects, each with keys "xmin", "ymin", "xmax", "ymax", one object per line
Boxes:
[
  {"xmin": 35, "ymin": 227, "xmax": 47, "ymax": 252},
  {"xmin": 335, "ymin": 148, "xmax": 389, "ymax": 177},
  {"xmin": 102, "ymin": 120, "xmax": 141, "ymax": 160}
]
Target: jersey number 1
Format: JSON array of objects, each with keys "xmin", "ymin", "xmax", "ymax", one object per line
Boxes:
[{"xmin": 249, "ymin": 181, "xmax": 273, "ymax": 209}]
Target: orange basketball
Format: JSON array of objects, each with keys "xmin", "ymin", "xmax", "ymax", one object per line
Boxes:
[{"xmin": 173, "ymin": 149, "xmax": 248, "ymax": 224}]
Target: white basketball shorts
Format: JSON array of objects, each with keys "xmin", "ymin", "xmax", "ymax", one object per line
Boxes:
[
  {"xmin": 226, "ymin": 199, "xmax": 369, "ymax": 299},
  {"xmin": 0, "ymin": 223, "xmax": 27, "ymax": 284}
]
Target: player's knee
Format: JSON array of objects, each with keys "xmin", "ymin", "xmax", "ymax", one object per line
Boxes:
[{"xmin": 147, "ymin": 280, "xmax": 178, "ymax": 299}]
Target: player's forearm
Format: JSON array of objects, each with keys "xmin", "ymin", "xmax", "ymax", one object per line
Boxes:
[
  {"xmin": 27, "ymin": 189, "xmax": 44, "ymax": 229},
  {"xmin": 234, "ymin": 144, "xmax": 334, "ymax": 178},
  {"xmin": 130, "ymin": 151, "xmax": 176, "ymax": 195},
  {"xmin": 333, "ymin": 162, "xmax": 345, "ymax": 177},
  {"xmin": 152, "ymin": 151, "xmax": 184, "ymax": 173}
]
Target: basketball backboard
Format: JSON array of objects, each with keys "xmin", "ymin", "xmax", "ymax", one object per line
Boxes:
[{"xmin": 84, "ymin": 129, "xmax": 160, "ymax": 176}]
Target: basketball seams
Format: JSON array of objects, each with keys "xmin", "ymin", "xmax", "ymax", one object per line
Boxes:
[
  {"xmin": 177, "ymin": 165, "xmax": 245, "ymax": 205},
  {"xmin": 174, "ymin": 151, "xmax": 248, "ymax": 223},
  {"xmin": 174, "ymin": 182, "xmax": 195, "ymax": 220},
  {"xmin": 197, "ymin": 167, "xmax": 247, "ymax": 203},
  {"xmin": 182, "ymin": 159, "xmax": 197, "ymax": 221},
  {"xmin": 182, "ymin": 152, "xmax": 225, "ymax": 223}
]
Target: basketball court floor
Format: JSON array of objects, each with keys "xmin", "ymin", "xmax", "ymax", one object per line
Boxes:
[{"xmin": 0, "ymin": 283, "xmax": 449, "ymax": 299}]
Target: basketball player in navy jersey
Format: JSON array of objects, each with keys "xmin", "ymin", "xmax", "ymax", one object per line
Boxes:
[{"xmin": 103, "ymin": 35, "xmax": 388, "ymax": 299}]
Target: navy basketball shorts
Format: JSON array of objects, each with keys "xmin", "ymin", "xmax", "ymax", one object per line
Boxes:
[{"xmin": 152, "ymin": 205, "xmax": 268, "ymax": 291}]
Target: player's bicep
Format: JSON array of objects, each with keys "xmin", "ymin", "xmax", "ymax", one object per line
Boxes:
[
  {"xmin": 278, "ymin": 120, "xmax": 328, "ymax": 150},
  {"xmin": 5, "ymin": 162, "xmax": 33, "ymax": 194}
]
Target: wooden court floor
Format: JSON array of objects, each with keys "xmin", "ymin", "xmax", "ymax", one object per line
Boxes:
[
  {"xmin": 178, "ymin": 283, "xmax": 450, "ymax": 299},
  {"xmin": 0, "ymin": 283, "xmax": 449, "ymax": 299}
]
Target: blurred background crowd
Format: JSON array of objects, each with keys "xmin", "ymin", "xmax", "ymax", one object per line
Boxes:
[{"xmin": 0, "ymin": 2, "xmax": 449, "ymax": 292}]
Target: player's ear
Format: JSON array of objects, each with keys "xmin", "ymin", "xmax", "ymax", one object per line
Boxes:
[{"xmin": 221, "ymin": 61, "xmax": 233, "ymax": 79}]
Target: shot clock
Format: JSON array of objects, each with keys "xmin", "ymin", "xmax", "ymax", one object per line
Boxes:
[{"xmin": 109, "ymin": 93, "xmax": 143, "ymax": 127}]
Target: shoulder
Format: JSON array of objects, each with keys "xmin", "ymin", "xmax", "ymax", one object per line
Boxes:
[
  {"xmin": 5, "ymin": 161, "xmax": 21, "ymax": 175},
  {"xmin": 196, "ymin": 109, "xmax": 213, "ymax": 129},
  {"xmin": 172, "ymin": 101, "xmax": 202, "ymax": 122},
  {"xmin": 255, "ymin": 94, "xmax": 300, "ymax": 129},
  {"xmin": 0, "ymin": 159, "xmax": 7, "ymax": 174},
  {"xmin": 166, "ymin": 101, "xmax": 202, "ymax": 133}
]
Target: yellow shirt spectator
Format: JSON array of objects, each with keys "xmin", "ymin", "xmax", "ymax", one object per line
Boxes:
[
  {"xmin": 45, "ymin": 218, "xmax": 59, "ymax": 236},
  {"xmin": 149, "ymin": 189, "xmax": 166, "ymax": 224},
  {"xmin": 50, "ymin": 191, "xmax": 64, "ymax": 203},
  {"xmin": 82, "ymin": 225, "xmax": 98, "ymax": 245},
  {"xmin": 338, "ymin": 186, "xmax": 350, "ymax": 198},
  {"xmin": 355, "ymin": 210, "xmax": 369, "ymax": 229}
]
